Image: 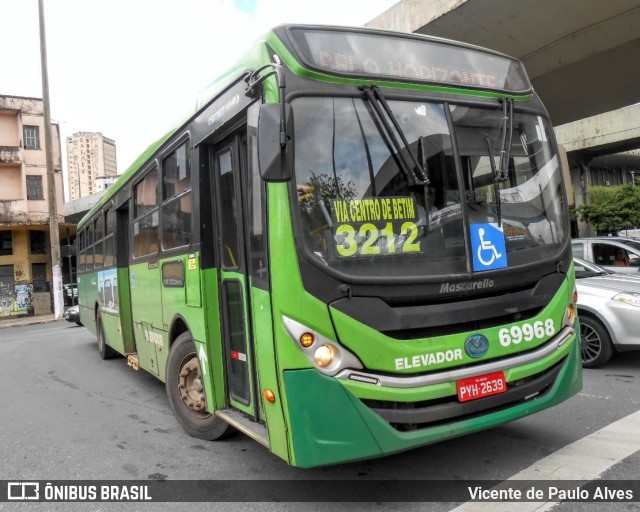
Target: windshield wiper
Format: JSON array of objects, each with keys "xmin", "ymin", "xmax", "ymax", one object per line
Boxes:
[
  {"xmin": 498, "ymin": 97, "xmax": 514, "ymax": 181},
  {"xmin": 483, "ymin": 97, "xmax": 514, "ymax": 227},
  {"xmin": 485, "ymin": 136, "xmax": 503, "ymax": 227},
  {"xmin": 361, "ymin": 85, "xmax": 429, "ymax": 187}
]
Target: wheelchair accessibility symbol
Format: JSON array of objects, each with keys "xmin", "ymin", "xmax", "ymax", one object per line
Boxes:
[{"xmin": 471, "ymin": 223, "xmax": 507, "ymax": 271}]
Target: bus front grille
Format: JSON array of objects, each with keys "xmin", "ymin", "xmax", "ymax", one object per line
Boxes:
[{"xmin": 360, "ymin": 359, "xmax": 565, "ymax": 432}]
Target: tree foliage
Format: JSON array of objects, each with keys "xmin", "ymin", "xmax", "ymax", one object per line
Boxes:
[
  {"xmin": 576, "ymin": 185, "xmax": 640, "ymax": 235},
  {"xmin": 298, "ymin": 172, "xmax": 358, "ymax": 219}
]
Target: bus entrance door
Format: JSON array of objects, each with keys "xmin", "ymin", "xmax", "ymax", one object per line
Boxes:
[{"xmin": 211, "ymin": 135, "xmax": 258, "ymax": 420}]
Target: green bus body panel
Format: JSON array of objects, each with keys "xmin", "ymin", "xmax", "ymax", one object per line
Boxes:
[
  {"xmin": 284, "ymin": 370, "xmax": 382, "ymax": 467},
  {"xmin": 249, "ymin": 285, "xmax": 290, "ymax": 462},
  {"xmin": 200, "ymin": 268, "xmax": 226, "ymax": 412},
  {"xmin": 101, "ymin": 313, "xmax": 125, "ymax": 354},
  {"xmin": 284, "ymin": 338, "xmax": 581, "ymax": 468},
  {"xmin": 329, "ymin": 277, "xmax": 573, "ymax": 377},
  {"xmin": 185, "ymin": 254, "xmax": 202, "ymax": 307},
  {"xmin": 130, "ymin": 261, "xmax": 163, "ymax": 376}
]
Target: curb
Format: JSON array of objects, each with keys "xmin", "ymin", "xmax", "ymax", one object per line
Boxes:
[{"xmin": 0, "ymin": 315, "xmax": 63, "ymax": 329}]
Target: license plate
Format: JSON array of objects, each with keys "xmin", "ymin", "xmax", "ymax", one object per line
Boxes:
[{"xmin": 457, "ymin": 371, "xmax": 507, "ymax": 402}]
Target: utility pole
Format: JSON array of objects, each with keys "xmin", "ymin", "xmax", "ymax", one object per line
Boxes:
[{"xmin": 38, "ymin": 0, "xmax": 64, "ymax": 319}]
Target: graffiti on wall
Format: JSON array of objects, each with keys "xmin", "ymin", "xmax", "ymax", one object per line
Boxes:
[{"xmin": 0, "ymin": 283, "xmax": 35, "ymax": 318}]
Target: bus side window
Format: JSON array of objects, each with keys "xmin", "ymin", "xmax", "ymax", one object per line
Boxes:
[
  {"xmin": 247, "ymin": 107, "xmax": 269, "ymax": 284},
  {"xmin": 132, "ymin": 166, "xmax": 160, "ymax": 258},
  {"xmin": 217, "ymin": 147, "xmax": 239, "ymax": 269},
  {"xmin": 162, "ymin": 141, "xmax": 192, "ymax": 250}
]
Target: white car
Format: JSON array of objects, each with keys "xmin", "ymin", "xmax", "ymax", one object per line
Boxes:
[{"xmin": 574, "ymin": 257, "xmax": 640, "ymax": 367}]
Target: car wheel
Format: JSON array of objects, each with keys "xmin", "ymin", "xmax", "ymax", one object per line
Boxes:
[
  {"xmin": 165, "ymin": 332, "xmax": 230, "ymax": 440},
  {"xmin": 580, "ymin": 315, "xmax": 613, "ymax": 368}
]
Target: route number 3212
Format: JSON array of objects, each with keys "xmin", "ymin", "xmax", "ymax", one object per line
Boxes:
[{"xmin": 335, "ymin": 222, "xmax": 421, "ymax": 257}]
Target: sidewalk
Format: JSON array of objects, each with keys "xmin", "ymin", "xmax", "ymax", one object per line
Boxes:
[{"xmin": 0, "ymin": 314, "xmax": 62, "ymax": 329}]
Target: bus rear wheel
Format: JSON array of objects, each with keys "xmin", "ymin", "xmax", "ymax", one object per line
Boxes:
[
  {"xmin": 166, "ymin": 332, "xmax": 229, "ymax": 440},
  {"xmin": 96, "ymin": 315, "xmax": 117, "ymax": 360}
]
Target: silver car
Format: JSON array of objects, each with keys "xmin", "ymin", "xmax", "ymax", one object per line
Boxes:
[
  {"xmin": 574, "ymin": 257, "xmax": 640, "ymax": 367},
  {"xmin": 64, "ymin": 305, "xmax": 82, "ymax": 326},
  {"xmin": 572, "ymin": 237, "xmax": 640, "ymax": 274}
]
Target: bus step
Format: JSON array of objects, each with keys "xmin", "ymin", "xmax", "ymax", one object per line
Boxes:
[
  {"xmin": 215, "ymin": 409, "xmax": 269, "ymax": 449},
  {"xmin": 127, "ymin": 355, "xmax": 140, "ymax": 371}
]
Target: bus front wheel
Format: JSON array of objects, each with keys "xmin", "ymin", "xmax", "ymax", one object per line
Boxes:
[{"xmin": 166, "ymin": 332, "xmax": 229, "ymax": 440}]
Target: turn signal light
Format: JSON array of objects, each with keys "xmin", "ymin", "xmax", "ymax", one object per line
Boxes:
[
  {"xmin": 566, "ymin": 304, "xmax": 576, "ymax": 326},
  {"xmin": 262, "ymin": 389, "xmax": 276, "ymax": 403},
  {"xmin": 300, "ymin": 332, "xmax": 315, "ymax": 348}
]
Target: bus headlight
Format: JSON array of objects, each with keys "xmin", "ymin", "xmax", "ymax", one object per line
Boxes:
[
  {"xmin": 314, "ymin": 344, "xmax": 336, "ymax": 367},
  {"xmin": 283, "ymin": 316, "xmax": 363, "ymax": 376}
]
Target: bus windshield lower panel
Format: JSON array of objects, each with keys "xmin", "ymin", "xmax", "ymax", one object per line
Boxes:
[{"xmin": 292, "ymin": 97, "xmax": 567, "ymax": 279}]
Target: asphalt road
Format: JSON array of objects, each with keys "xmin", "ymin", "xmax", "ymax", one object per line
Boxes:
[{"xmin": 0, "ymin": 321, "xmax": 639, "ymax": 511}]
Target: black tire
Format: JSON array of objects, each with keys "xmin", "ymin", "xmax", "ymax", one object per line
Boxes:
[
  {"xmin": 580, "ymin": 314, "xmax": 614, "ymax": 368},
  {"xmin": 166, "ymin": 332, "xmax": 229, "ymax": 440},
  {"xmin": 96, "ymin": 315, "xmax": 118, "ymax": 360}
]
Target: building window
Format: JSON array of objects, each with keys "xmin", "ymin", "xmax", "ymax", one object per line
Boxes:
[
  {"xmin": 32, "ymin": 263, "xmax": 48, "ymax": 292},
  {"xmin": 0, "ymin": 231, "xmax": 12, "ymax": 256},
  {"xmin": 0, "ymin": 265, "xmax": 14, "ymax": 297},
  {"xmin": 26, "ymin": 175, "xmax": 44, "ymax": 200},
  {"xmin": 30, "ymin": 231, "xmax": 46, "ymax": 254},
  {"xmin": 23, "ymin": 126, "xmax": 40, "ymax": 150}
]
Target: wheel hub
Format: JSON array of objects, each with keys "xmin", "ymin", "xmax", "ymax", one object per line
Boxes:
[{"xmin": 178, "ymin": 357, "xmax": 208, "ymax": 417}]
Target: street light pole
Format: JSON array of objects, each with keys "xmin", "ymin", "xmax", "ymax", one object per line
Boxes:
[{"xmin": 38, "ymin": 0, "xmax": 64, "ymax": 319}]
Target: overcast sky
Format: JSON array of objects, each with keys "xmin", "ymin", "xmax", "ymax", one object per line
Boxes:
[{"xmin": 0, "ymin": 0, "xmax": 398, "ymax": 200}]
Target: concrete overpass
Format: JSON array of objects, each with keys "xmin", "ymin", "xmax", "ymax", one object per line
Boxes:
[
  {"xmin": 366, "ymin": 0, "xmax": 640, "ymax": 125},
  {"xmin": 367, "ymin": 0, "xmax": 640, "ymax": 235}
]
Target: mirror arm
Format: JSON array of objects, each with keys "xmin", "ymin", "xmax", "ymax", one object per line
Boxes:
[{"xmin": 247, "ymin": 64, "xmax": 287, "ymax": 148}]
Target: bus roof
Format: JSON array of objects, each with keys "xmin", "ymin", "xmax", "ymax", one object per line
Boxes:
[{"xmin": 78, "ymin": 24, "xmax": 531, "ymax": 228}]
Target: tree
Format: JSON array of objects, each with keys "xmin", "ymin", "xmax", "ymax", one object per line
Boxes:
[
  {"xmin": 298, "ymin": 171, "xmax": 357, "ymax": 218},
  {"xmin": 577, "ymin": 185, "xmax": 640, "ymax": 235}
]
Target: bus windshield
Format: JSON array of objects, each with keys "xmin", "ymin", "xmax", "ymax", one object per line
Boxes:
[{"xmin": 293, "ymin": 96, "xmax": 567, "ymax": 279}]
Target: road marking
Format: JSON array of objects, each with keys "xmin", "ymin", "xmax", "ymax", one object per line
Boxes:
[{"xmin": 451, "ymin": 409, "xmax": 640, "ymax": 511}]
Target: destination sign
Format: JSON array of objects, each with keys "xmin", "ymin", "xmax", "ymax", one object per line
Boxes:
[
  {"xmin": 330, "ymin": 196, "xmax": 422, "ymax": 258},
  {"xmin": 287, "ymin": 27, "xmax": 531, "ymax": 93}
]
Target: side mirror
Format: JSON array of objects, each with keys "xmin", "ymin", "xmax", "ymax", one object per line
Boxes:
[{"xmin": 258, "ymin": 103, "xmax": 293, "ymax": 182}]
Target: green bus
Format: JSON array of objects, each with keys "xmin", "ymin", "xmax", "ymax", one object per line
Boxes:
[{"xmin": 76, "ymin": 24, "xmax": 582, "ymax": 468}]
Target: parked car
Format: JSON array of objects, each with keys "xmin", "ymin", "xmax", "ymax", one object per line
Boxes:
[
  {"xmin": 63, "ymin": 283, "xmax": 77, "ymax": 306},
  {"xmin": 64, "ymin": 304, "xmax": 82, "ymax": 326},
  {"xmin": 574, "ymin": 257, "xmax": 640, "ymax": 367},
  {"xmin": 572, "ymin": 237, "xmax": 640, "ymax": 274}
]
